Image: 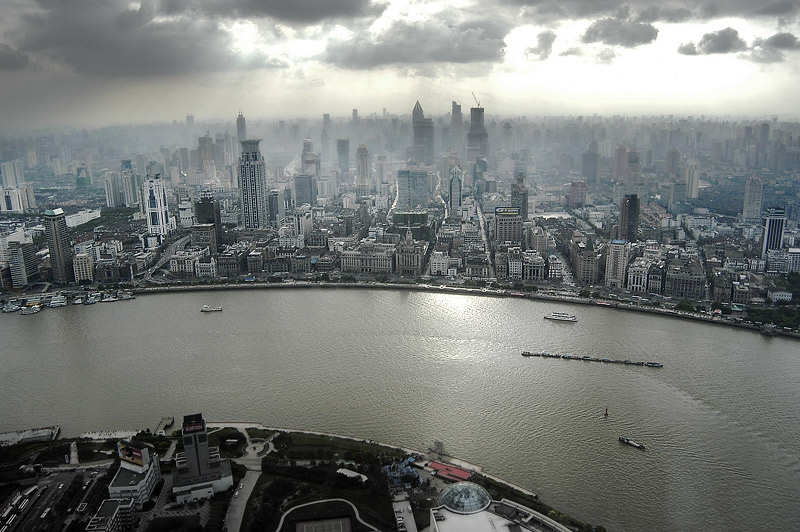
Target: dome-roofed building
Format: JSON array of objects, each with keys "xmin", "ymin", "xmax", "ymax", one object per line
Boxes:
[
  {"xmin": 437, "ymin": 481, "xmax": 492, "ymax": 514},
  {"xmin": 429, "ymin": 480, "xmax": 572, "ymax": 532}
]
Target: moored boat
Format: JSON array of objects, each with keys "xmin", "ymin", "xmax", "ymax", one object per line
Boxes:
[
  {"xmin": 20, "ymin": 304, "xmax": 42, "ymax": 315},
  {"xmin": 645, "ymin": 362, "xmax": 663, "ymax": 368}
]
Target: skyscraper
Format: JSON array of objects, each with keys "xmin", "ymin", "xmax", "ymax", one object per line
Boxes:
[
  {"xmin": 450, "ymin": 101, "xmax": 463, "ymax": 155},
  {"xmin": 238, "ymin": 140, "xmax": 269, "ymax": 229},
  {"xmin": 293, "ymin": 174, "xmax": 316, "ymax": 207},
  {"xmin": 665, "ymin": 149, "xmax": 680, "ymax": 177},
  {"xmin": 195, "ymin": 191, "xmax": 223, "ymax": 251},
  {"xmin": 684, "ymin": 160, "xmax": 700, "ymax": 199},
  {"xmin": 411, "ymin": 101, "xmax": 434, "ymax": 165},
  {"xmin": 742, "ymin": 177, "xmax": 763, "ymax": 224},
  {"xmin": 143, "ymin": 177, "xmax": 175, "ymax": 241},
  {"xmin": 44, "ymin": 208, "xmax": 73, "ymax": 286},
  {"xmin": 236, "ymin": 110, "xmax": 247, "ymax": 144},
  {"xmin": 467, "ymin": 107, "xmax": 488, "ymax": 163},
  {"xmin": 448, "ymin": 164, "xmax": 463, "ymax": 213},
  {"xmin": 395, "ymin": 162, "xmax": 429, "ymax": 209},
  {"xmin": 604, "ymin": 239, "xmax": 630, "ymax": 289},
  {"xmin": 581, "ymin": 142, "xmax": 600, "ymax": 184},
  {"xmin": 356, "ymin": 144, "xmax": 370, "ymax": 194},
  {"xmin": 619, "ymin": 194, "xmax": 640, "ymax": 242},
  {"xmin": 337, "ymin": 139, "xmax": 350, "ymax": 176},
  {"xmin": 613, "ymin": 145, "xmax": 628, "ymax": 181},
  {"xmin": 761, "ymin": 208, "xmax": 786, "ymax": 258},
  {"xmin": 510, "ymin": 172, "xmax": 529, "ymax": 219}
]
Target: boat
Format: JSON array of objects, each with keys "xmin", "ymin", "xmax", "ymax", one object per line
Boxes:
[
  {"xmin": 20, "ymin": 305, "xmax": 42, "ymax": 315},
  {"xmin": 521, "ymin": 351, "xmax": 533, "ymax": 357},
  {"xmin": 200, "ymin": 305, "xmax": 224, "ymax": 312},
  {"xmin": 47, "ymin": 295, "xmax": 68, "ymax": 307},
  {"xmin": 604, "ymin": 407, "xmax": 608, "ymax": 417},
  {"xmin": 645, "ymin": 362, "xmax": 663, "ymax": 368},
  {"xmin": 119, "ymin": 292, "xmax": 135, "ymax": 300},
  {"xmin": 85, "ymin": 294, "xmax": 100, "ymax": 305},
  {"xmin": 619, "ymin": 436, "xmax": 646, "ymax": 450},
  {"xmin": 101, "ymin": 294, "xmax": 118, "ymax": 303},
  {"xmin": 73, "ymin": 296, "xmax": 84, "ymax": 305},
  {"xmin": 2, "ymin": 303, "xmax": 21, "ymax": 313},
  {"xmin": 544, "ymin": 312, "xmax": 578, "ymax": 322}
]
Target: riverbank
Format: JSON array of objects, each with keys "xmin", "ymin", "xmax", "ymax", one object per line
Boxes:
[{"xmin": 130, "ymin": 280, "xmax": 800, "ymax": 340}]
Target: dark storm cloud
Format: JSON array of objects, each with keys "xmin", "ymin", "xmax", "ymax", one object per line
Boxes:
[
  {"xmin": 634, "ymin": 6, "xmax": 693, "ymax": 23},
  {"xmin": 18, "ymin": 0, "xmax": 288, "ymax": 77},
  {"xmin": 527, "ymin": 30, "xmax": 556, "ymax": 60},
  {"xmin": 742, "ymin": 32, "xmax": 800, "ymax": 63},
  {"xmin": 160, "ymin": 0, "xmax": 386, "ymax": 24},
  {"xmin": 678, "ymin": 27, "xmax": 747, "ymax": 55},
  {"xmin": 0, "ymin": 44, "xmax": 30, "ymax": 70},
  {"xmin": 582, "ymin": 16, "xmax": 658, "ymax": 47},
  {"xmin": 323, "ymin": 18, "xmax": 507, "ymax": 69},
  {"xmin": 506, "ymin": 0, "xmax": 800, "ymax": 24}
]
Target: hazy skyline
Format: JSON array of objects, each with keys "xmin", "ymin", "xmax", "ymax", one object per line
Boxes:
[{"xmin": 1, "ymin": 0, "xmax": 799, "ymax": 131}]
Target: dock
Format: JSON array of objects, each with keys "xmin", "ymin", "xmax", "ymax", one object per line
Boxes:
[{"xmin": 155, "ymin": 416, "xmax": 174, "ymax": 435}]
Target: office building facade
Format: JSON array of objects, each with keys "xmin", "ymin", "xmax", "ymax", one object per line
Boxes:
[{"xmin": 238, "ymin": 140, "xmax": 269, "ymax": 229}]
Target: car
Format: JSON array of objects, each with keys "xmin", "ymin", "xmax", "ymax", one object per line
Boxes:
[
  {"xmin": 234, "ymin": 492, "xmax": 239, "ymax": 498},
  {"xmin": 239, "ymin": 483, "xmax": 243, "ymax": 489}
]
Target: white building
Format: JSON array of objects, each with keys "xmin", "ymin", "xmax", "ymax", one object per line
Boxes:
[
  {"xmin": 73, "ymin": 253, "xmax": 94, "ymax": 283},
  {"xmin": 142, "ymin": 177, "xmax": 175, "ymax": 242},
  {"xmin": 605, "ymin": 239, "xmax": 630, "ymax": 289},
  {"xmin": 108, "ymin": 441, "xmax": 162, "ymax": 508}
]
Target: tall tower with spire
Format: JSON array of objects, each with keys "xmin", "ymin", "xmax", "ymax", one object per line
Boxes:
[
  {"xmin": 411, "ymin": 101, "xmax": 434, "ymax": 165},
  {"xmin": 236, "ymin": 110, "xmax": 247, "ymax": 157}
]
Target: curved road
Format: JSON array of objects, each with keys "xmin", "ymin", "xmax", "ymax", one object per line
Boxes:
[{"xmin": 273, "ymin": 498, "xmax": 379, "ymax": 532}]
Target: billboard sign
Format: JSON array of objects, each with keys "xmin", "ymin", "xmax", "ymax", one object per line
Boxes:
[
  {"xmin": 117, "ymin": 441, "xmax": 144, "ymax": 466},
  {"xmin": 495, "ymin": 207, "xmax": 521, "ymax": 216}
]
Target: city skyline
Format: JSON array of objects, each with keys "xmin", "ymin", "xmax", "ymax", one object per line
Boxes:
[{"xmin": 0, "ymin": 0, "xmax": 799, "ymax": 131}]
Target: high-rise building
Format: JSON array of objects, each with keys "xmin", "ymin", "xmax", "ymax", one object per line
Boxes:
[
  {"xmin": 0, "ymin": 159, "xmax": 24, "ymax": 188},
  {"xmin": 238, "ymin": 139, "xmax": 269, "ymax": 229},
  {"xmin": 236, "ymin": 110, "xmax": 247, "ymax": 145},
  {"xmin": 742, "ymin": 177, "xmax": 763, "ymax": 224},
  {"xmin": 395, "ymin": 163, "xmax": 429, "ymax": 209},
  {"xmin": 356, "ymin": 144, "xmax": 370, "ymax": 194},
  {"xmin": 665, "ymin": 149, "xmax": 680, "ymax": 177},
  {"xmin": 411, "ymin": 101, "xmax": 434, "ymax": 166},
  {"xmin": 44, "ymin": 208, "xmax": 73, "ymax": 286},
  {"xmin": 684, "ymin": 160, "xmax": 700, "ymax": 199},
  {"xmin": 581, "ymin": 142, "xmax": 600, "ymax": 184},
  {"xmin": 104, "ymin": 172, "xmax": 124, "ymax": 208},
  {"xmin": 293, "ymin": 174, "xmax": 316, "ymax": 207},
  {"xmin": 450, "ymin": 101, "xmax": 463, "ymax": 155},
  {"xmin": 7, "ymin": 240, "xmax": 38, "ymax": 288},
  {"xmin": 510, "ymin": 172, "xmax": 529, "ymax": 219},
  {"xmin": 337, "ymin": 139, "xmax": 350, "ymax": 176},
  {"xmin": 448, "ymin": 164, "xmax": 463, "ymax": 213},
  {"xmin": 612, "ymin": 145, "xmax": 628, "ymax": 181},
  {"xmin": 268, "ymin": 189, "xmax": 286, "ymax": 228},
  {"xmin": 172, "ymin": 413, "xmax": 233, "ymax": 504},
  {"xmin": 761, "ymin": 208, "xmax": 786, "ymax": 258},
  {"xmin": 108, "ymin": 440, "xmax": 162, "ymax": 506},
  {"xmin": 605, "ymin": 239, "xmax": 630, "ymax": 289},
  {"xmin": 142, "ymin": 177, "xmax": 175, "ymax": 242},
  {"xmin": 626, "ymin": 148, "xmax": 641, "ymax": 185},
  {"xmin": 568, "ymin": 180, "xmax": 587, "ymax": 208},
  {"xmin": 494, "ymin": 207, "xmax": 523, "ymax": 244},
  {"xmin": 466, "ymin": 107, "xmax": 488, "ymax": 163},
  {"xmin": 195, "ymin": 192, "xmax": 223, "ymax": 251},
  {"xmin": 619, "ymin": 194, "xmax": 640, "ymax": 242}
]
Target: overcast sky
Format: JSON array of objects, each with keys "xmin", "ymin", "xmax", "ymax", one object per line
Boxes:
[{"xmin": 1, "ymin": 0, "xmax": 799, "ymax": 131}]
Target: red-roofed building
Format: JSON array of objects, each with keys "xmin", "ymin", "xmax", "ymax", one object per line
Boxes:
[{"xmin": 429, "ymin": 461, "xmax": 474, "ymax": 482}]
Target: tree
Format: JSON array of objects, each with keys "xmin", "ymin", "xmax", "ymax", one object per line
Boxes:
[{"xmin": 675, "ymin": 300, "xmax": 694, "ymax": 312}]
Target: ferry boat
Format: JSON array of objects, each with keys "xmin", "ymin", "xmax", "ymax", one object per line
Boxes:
[
  {"xmin": 200, "ymin": 305, "xmax": 224, "ymax": 312},
  {"xmin": 619, "ymin": 436, "xmax": 646, "ymax": 450},
  {"xmin": 544, "ymin": 312, "xmax": 578, "ymax": 322}
]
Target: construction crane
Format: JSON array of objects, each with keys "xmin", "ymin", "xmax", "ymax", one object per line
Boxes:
[{"xmin": 472, "ymin": 92, "xmax": 481, "ymax": 108}]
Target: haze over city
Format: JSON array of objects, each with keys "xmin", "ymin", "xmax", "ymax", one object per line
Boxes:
[{"xmin": 1, "ymin": 0, "xmax": 800, "ymax": 130}]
